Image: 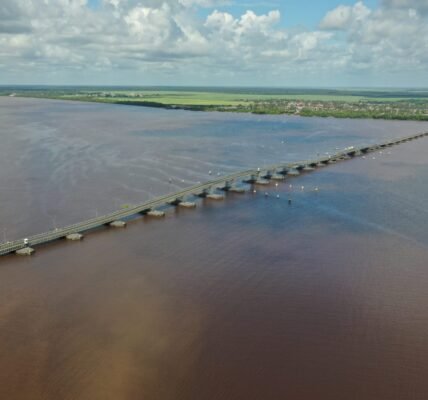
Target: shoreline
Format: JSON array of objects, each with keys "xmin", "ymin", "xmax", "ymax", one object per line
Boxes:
[{"xmin": 2, "ymin": 94, "xmax": 428, "ymax": 122}]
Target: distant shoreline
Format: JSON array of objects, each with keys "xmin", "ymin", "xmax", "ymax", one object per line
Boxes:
[{"xmin": 2, "ymin": 87, "xmax": 428, "ymax": 121}]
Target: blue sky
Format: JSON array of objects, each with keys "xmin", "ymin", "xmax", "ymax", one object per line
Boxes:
[{"xmin": 1, "ymin": 0, "xmax": 427, "ymax": 87}]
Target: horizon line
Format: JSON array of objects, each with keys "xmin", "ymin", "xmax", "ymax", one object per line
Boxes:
[{"xmin": 1, "ymin": 84, "xmax": 428, "ymax": 91}]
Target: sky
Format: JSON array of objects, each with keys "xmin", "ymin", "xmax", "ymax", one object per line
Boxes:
[{"xmin": 0, "ymin": 0, "xmax": 427, "ymax": 87}]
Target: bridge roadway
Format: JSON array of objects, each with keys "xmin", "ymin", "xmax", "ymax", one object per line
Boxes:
[{"xmin": 1, "ymin": 131, "xmax": 427, "ymax": 256}]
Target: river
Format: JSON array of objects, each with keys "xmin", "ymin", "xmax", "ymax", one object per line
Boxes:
[{"xmin": 1, "ymin": 97, "xmax": 428, "ymax": 399}]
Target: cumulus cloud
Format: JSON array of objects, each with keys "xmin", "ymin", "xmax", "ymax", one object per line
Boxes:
[
  {"xmin": 320, "ymin": 2, "xmax": 371, "ymax": 30},
  {"xmin": 0, "ymin": 0, "xmax": 427, "ymax": 85},
  {"xmin": 320, "ymin": 0, "xmax": 428, "ymax": 78}
]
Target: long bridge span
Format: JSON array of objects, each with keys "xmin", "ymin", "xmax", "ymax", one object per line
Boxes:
[{"xmin": 1, "ymin": 131, "xmax": 427, "ymax": 256}]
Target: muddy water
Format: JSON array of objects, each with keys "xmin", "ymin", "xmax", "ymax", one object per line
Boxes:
[{"xmin": 1, "ymin": 97, "xmax": 428, "ymax": 399}]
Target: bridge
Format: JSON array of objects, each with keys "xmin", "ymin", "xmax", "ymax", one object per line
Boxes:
[{"xmin": 1, "ymin": 131, "xmax": 427, "ymax": 256}]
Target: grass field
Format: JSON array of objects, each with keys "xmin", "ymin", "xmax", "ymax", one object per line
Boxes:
[
  {"xmin": 1, "ymin": 86, "xmax": 427, "ymax": 120},
  {"xmin": 61, "ymin": 90, "xmax": 423, "ymax": 104}
]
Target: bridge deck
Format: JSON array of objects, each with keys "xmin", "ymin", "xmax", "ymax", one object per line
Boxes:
[{"xmin": 1, "ymin": 131, "xmax": 427, "ymax": 256}]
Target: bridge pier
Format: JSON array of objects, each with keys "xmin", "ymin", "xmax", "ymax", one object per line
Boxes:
[
  {"xmin": 179, "ymin": 201, "xmax": 197, "ymax": 208},
  {"xmin": 229, "ymin": 186, "xmax": 246, "ymax": 193},
  {"xmin": 168, "ymin": 198, "xmax": 183, "ymax": 206},
  {"xmin": 110, "ymin": 220, "xmax": 126, "ymax": 228},
  {"xmin": 271, "ymin": 173, "xmax": 286, "ymax": 180},
  {"xmin": 139, "ymin": 208, "xmax": 152, "ymax": 215},
  {"xmin": 196, "ymin": 188, "xmax": 210, "ymax": 198},
  {"xmin": 147, "ymin": 210, "xmax": 165, "ymax": 217},
  {"xmin": 287, "ymin": 169, "xmax": 300, "ymax": 176},
  {"xmin": 255, "ymin": 178, "xmax": 270, "ymax": 185},
  {"xmin": 66, "ymin": 233, "xmax": 84, "ymax": 241},
  {"xmin": 218, "ymin": 180, "xmax": 234, "ymax": 191},
  {"xmin": 261, "ymin": 170, "xmax": 273, "ymax": 179},
  {"xmin": 207, "ymin": 193, "xmax": 225, "ymax": 200},
  {"xmin": 16, "ymin": 247, "xmax": 35, "ymax": 256},
  {"xmin": 244, "ymin": 174, "xmax": 258, "ymax": 184}
]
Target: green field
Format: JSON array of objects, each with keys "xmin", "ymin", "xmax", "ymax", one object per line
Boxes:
[
  {"xmin": 53, "ymin": 90, "xmax": 425, "ymax": 104},
  {"xmin": 1, "ymin": 86, "xmax": 428, "ymax": 120}
]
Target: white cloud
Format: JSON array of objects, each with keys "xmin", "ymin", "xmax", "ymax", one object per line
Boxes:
[
  {"xmin": 319, "ymin": 1, "xmax": 428, "ymax": 79},
  {"xmin": 0, "ymin": 0, "xmax": 427, "ymax": 85},
  {"xmin": 320, "ymin": 5, "xmax": 353, "ymax": 30},
  {"xmin": 320, "ymin": 2, "xmax": 371, "ymax": 30}
]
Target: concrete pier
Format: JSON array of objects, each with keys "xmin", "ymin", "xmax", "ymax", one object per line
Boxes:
[
  {"xmin": 207, "ymin": 193, "xmax": 225, "ymax": 200},
  {"xmin": 261, "ymin": 171, "xmax": 273, "ymax": 179},
  {"xmin": 244, "ymin": 175, "xmax": 258, "ymax": 184},
  {"xmin": 147, "ymin": 210, "xmax": 165, "ymax": 217},
  {"xmin": 218, "ymin": 180, "xmax": 233, "ymax": 191},
  {"xmin": 66, "ymin": 233, "xmax": 83, "ymax": 241},
  {"xmin": 179, "ymin": 201, "xmax": 197, "ymax": 208},
  {"xmin": 168, "ymin": 198, "xmax": 182, "ymax": 206},
  {"xmin": 16, "ymin": 247, "xmax": 35, "ymax": 256},
  {"xmin": 229, "ymin": 186, "xmax": 246, "ymax": 193},
  {"xmin": 196, "ymin": 188, "xmax": 210, "ymax": 197},
  {"xmin": 110, "ymin": 220, "xmax": 126, "ymax": 228}
]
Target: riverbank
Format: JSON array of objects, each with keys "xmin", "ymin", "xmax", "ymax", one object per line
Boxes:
[{"xmin": 2, "ymin": 86, "xmax": 428, "ymax": 121}]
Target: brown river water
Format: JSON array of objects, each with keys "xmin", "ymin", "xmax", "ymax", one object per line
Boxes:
[{"xmin": 1, "ymin": 97, "xmax": 428, "ymax": 399}]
